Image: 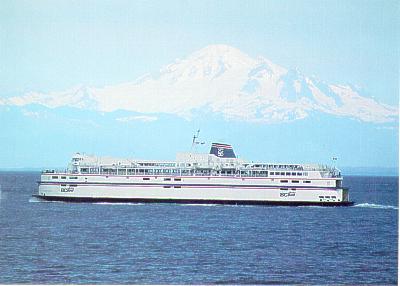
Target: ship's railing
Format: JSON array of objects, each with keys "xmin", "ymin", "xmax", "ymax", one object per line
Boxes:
[
  {"xmin": 42, "ymin": 163, "xmax": 341, "ymax": 178},
  {"xmin": 75, "ymin": 165, "xmax": 332, "ymax": 172},
  {"xmin": 42, "ymin": 169, "xmax": 71, "ymax": 174}
]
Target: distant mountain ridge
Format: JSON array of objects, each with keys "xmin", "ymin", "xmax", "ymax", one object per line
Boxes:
[{"xmin": 0, "ymin": 44, "xmax": 397, "ymax": 123}]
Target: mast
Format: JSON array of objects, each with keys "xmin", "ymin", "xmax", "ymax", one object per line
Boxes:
[{"xmin": 191, "ymin": 129, "xmax": 205, "ymax": 153}]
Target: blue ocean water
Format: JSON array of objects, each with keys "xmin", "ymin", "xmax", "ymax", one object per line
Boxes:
[{"xmin": 0, "ymin": 172, "xmax": 398, "ymax": 284}]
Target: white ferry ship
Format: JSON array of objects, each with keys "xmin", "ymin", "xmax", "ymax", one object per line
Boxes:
[{"xmin": 35, "ymin": 135, "xmax": 353, "ymax": 206}]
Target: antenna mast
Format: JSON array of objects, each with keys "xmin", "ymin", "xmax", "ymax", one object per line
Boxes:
[{"xmin": 191, "ymin": 129, "xmax": 205, "ymax": 152}]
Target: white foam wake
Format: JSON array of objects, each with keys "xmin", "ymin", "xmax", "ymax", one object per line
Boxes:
[
  {"xmin": 93, "ymin": 202, "xmax": 144, "ymax": 205},
  {"xmin": 29, "ymin": 197, "xmax": 66, "ymax": 203},
  {"xmin": 354, "ymin": 203, "xmax": 398, "ymax": 210},
  {"xmin": 180, "ymin": 203, "xmax": 219, "ymax": 207},
  {"xmin": 29, "ymin": 197, "xmax": 48, "ymax": 203}
]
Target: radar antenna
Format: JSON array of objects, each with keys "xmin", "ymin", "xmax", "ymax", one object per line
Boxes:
[{"xmin": 191, "ymin": 129, "xmax": 205, "ymax": 152}]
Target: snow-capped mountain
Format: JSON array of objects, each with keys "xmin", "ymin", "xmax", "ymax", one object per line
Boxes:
[{"xmin": 1, "ymin": 44, "xmax": 397, "ymax": 123}]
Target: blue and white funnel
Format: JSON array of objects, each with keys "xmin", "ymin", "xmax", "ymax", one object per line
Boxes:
[{"xmin": 209, "ymin": 143, "xmax": 236, "ymax": 158}]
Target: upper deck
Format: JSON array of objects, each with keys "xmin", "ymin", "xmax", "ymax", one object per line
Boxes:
[{"xmin": 42, "ymin": 143, "xmax": 341, "ymax": 179}]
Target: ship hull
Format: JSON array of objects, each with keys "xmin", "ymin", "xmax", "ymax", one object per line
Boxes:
[
  {"xmin": 36, "ymin": 173, "xmax": 353, "ymax": 206},
  {"xmin": 33, "ymin": 194, "xmax": 354, "ymax": 206}
]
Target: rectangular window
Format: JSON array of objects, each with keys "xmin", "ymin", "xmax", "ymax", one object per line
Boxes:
[
  {"xmin": 164, "ymin": 178, "xmax": 171, "ymax": 181},
  {"xmin": 297, "ymin": 172, "xmax": 302, "ymax": 176},
  {"xmin": 332, "ymin": 196, "xmax": 337, "ymax": 199},
  {"xmin": 61, "ymin": 176, "xmax": 66, "ymax": 179},
  {"xmin": 174, "ymin": 186, "xmax": 181, "ymax": 188},
  {"xmin": 174, "ymin": 178, "xmax": 182, "ymax": 181},
  {"xmin": 52, "ymin": 176, "xmax": 58, "ymax": 179},
  {"xmin": 292, "ymin": 180, "xmax": 299, "ymax": 183},
  {"xmin": 143, "ymin": 178, "xmax": 150, "ymax": 181},
  {"xmin": 285, "ymin": 172, "xmax": 291, "ymax": 176},
  {"xmin": 304, "ymin": 180, "xmax": 311, "ymax": 183},
  {"xmin": 163, "ymin": 186, "xmax": 171, "ymax": 188},
  {"xmin": 69, "ymin": 176, "xmax": 78, "ymax": 179},
  {"xmin": 280, "ymin": 180, "xmax": 288, "ymax": 183},
  {"xmin": 325, "ymin": 196, "xmax": 330, "ymax": 198},
  {"xmin": 319, "ymin": 196, "xmax": 324, "ymax": 199},
  {"xmin": 280, "ymin": 172, "xmax": 285, "ymax": 176},
  {"xmin": 291, "ymin": 172, "xmax": 296, "ymax": 176},
  {"xmin": 270, "ymin": 172, "xmax": 274, "ymax": 175},
  {"xmin": 280, "ymin": 188, "xmax": 288, "ymax": 190}
]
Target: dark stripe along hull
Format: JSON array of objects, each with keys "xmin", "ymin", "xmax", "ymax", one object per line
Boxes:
[{"xmin": 33, "ymin": 195, "xmax": 354, "ymax": 207}]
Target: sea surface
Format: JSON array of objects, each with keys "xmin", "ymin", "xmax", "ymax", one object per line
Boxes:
[{"xmin": 0, "ymin": 172, "xmax": 398, "ymax": 284}]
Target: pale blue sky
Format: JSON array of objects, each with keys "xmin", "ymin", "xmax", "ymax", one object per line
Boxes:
[
  {"xmin": 0, "ymin": 0, "xmax": 398, "ymax": 170},
  {"xmin": 1, "ymin": 0, "xmax": 398, "ymax": 104}
]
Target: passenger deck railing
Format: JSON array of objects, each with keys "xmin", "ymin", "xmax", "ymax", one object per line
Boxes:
[{"xmin": 42, "ymin": 164, "xmax": 341, "ymax": 178}]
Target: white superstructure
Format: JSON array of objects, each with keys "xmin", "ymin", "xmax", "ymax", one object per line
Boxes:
[{"xmin": 35, "ymin": 140, "xmax": 353, "ymax": 206}]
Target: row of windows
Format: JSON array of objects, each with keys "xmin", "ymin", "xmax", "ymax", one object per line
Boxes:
[
  {"xmin": 78, "ymin": 167, "xmax": 309, "ymax": 177},
  {"xmin": 50, "ymin": 175, "xmax": 313, "ymax": 184},
  {"xmin": 270, "ymin": 172, "xmax": 308, "ymax": 176},
  {"xmin": 55, "ymin": 170, "xmax": 271, "ymax": 178},
  {"xmin": 280, "ymin": 180, "xmax": 311, "ymax": 183},
  {"xmin": 319, "ymin": 196, "xmax": 337, "ymax": 199}
]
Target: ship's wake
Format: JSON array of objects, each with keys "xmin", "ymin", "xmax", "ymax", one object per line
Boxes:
[
  {"xmin": 354, "ymin": 203, "xmax": 398, "ymax": 210},
  {"xmin": 93, "ymin": 202, "xmax": 145, "ymax": 206},
  {"xmin": 29, "ymin": 197, "xmax": 47, "ymax": 203},
  {"xmin": 180, "ymin": 203, "xmax": 220, "ymax": 207}
]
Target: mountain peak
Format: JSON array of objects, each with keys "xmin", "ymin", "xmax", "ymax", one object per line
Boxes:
[
  {"xmin": 1, "ymin": 45, "xmax": 398, "ymax": 124},
  {"xmin": 193, "ymin": 44, "xmax": 249, "ymax": 57},
  {"xmin": 186, "ymin": 44, "xmax": 256, "ymax": 70}
]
